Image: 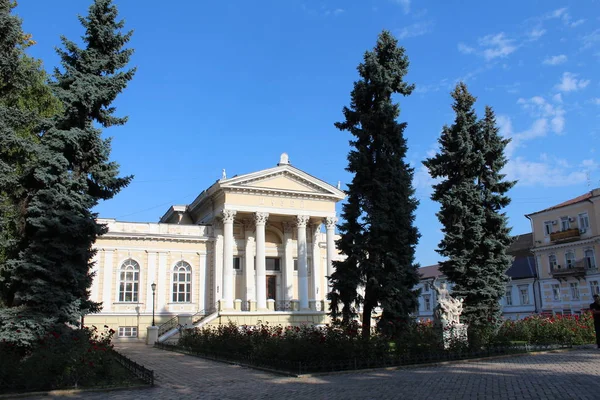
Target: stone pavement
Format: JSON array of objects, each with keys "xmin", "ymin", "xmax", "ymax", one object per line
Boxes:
[{"xmin": 30, "ymin": 342, "xmax": 600, "ymax": 400}]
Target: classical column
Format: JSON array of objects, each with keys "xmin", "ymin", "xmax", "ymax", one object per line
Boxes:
[
  {"xmin": 296, "ymin": 215, "xmax": 310, "ymax": 310},
  {"xmin": 221, "ymin": 210, "xmax": 236, "ymax": 310},
  {"xmin": 243, "ymin": 219, "xmax": 256, "ymax": 306},
  {"xmin": 283, "ymin": 222, "xmax": 294, "ymax": 304},
  {"xmin": 255, "ymin": 212, "xmax": 269, "ymax": 311},
  {"xmin": 212, "ymin": 219, "xmax": 224, "ymax": 309},
  {"xmin": 311, "ymin": 222, "xmax": 322, "ymax": 309},
  {"xmin": 324, "ymin": 216, "xmax": 337, "ymax": 294}
]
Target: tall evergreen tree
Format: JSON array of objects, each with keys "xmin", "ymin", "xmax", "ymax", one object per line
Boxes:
[
  {"xmin": 0, "ymin": 0, "xmax": 134, "ymax": 346},
  {"xmin": 424, "ymin": 83, "xmax": 514, "ymax": 339},
  {"xmin": 329, "ymin": 31, "xmax": 420, "ymax": 338},
  {"xmin": 0, "ymin": 0, "xmax": 60, "ymax": 311}
]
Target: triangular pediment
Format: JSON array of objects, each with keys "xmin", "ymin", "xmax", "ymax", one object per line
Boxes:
[{"xmin": 220, "ymin": 166, "xmax": 345, "ymax": 199}]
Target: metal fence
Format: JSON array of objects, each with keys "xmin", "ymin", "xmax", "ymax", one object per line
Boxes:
[
  {"xmin": 112, "ymin": 349, "xmax": 155, "ymax": 386},
  {"xmin": 157, "ymin": 316, "xmax": 178, "ymax": 337},
  {"xmin": 154, "ymin": 342, "xmax": 569, "ymax": 376}
]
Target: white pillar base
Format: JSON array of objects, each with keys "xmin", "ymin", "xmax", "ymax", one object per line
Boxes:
[{"xmin": 146, "ymin": 326, "xmax": 158, "ymax": 345}]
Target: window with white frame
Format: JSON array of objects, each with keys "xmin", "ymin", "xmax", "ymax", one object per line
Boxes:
[
  {"xmin": 118, "ymin": 326, "xmax": 138, "ymax": 338},
  {"xmin": 590, "ymin": 281, "xmax": 600, "ymax": 296},
  {"xmin": 118, "ymin": 259, "xmax": 139, "ymax": 302},
  {"xmin": 565, "ymin": 251, "xmax": 575, "ymax": 268},
  {"xmin": 424, "ymin": 295, "xmax": 431, "ymax": 311},
  {"xmin": 544, "ymin": 221, "xmax": 553, "ymax": 236},
  {"xmin": 172, "ymin": 261, "xmax": 191, "ymax": 302},
  {"xmin": 560, "ymin": 216, "xmax": 570, "ymax": 231},
  {"xmin": 579, "ymin": 212, "xmax": 590, "ymax": 232},
  {"xmin": 519, "ymin": 285, "xmax": 530, "ymax": 305},
  {"xmin": 585, "ymin": 249, "xmax": 596, "ymax": 269},
  {"xmin": 552, "ymin": 284, "xmax": 561, "ymax": 301},
  {"xmin": 505, "ymin": 287, "xmax": 513, "ymax": 306},
  {"xmin": 548, "ymin": 254, "xmax": 557, "ymax": 271},
  {"xmin": 570, "ymin": 282, "xmax": 580, "ymax": 300}
]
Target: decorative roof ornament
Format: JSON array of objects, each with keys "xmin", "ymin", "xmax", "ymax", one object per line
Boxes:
[
  {"xmin": 278, "ymin": 152, "xmax": 290, "ymax": 166},
  {"xmin": 337, "ymin": 181, "xmax": 341, "ymax": 190},
  {"xmin": 222, "ymin": 169, "xmax": 227, "ymax": 180}
]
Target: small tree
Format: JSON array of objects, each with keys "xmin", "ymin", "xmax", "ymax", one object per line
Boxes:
[{"xmin": 329, "ymin": 30, "xmax": 420, "ymax": 338}]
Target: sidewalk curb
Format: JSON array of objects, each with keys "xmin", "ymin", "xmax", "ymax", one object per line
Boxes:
[{"xmin": 0, "ymin": 384, "xmax": 152, "ymax": 399}]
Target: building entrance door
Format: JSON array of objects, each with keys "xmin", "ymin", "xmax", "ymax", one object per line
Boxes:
[{"xmin": 266, "ymin": 275, "xmax": 276, "ymax": 300}]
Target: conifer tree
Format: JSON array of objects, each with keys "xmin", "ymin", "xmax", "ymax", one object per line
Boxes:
[
  {"xmin": 0, "ymin": 0, "xmax": 60, "ymax": 310},
  {"xmin": 424, "ymin": 84, "xmax": 514, "ymax": 339},
  {"xmin": 1, "ymin": 0, "xmax": 134, "ymax": 346},
  {"xmin": 329, "ymin": 31, "xmax": 420, "ymax": 338}
]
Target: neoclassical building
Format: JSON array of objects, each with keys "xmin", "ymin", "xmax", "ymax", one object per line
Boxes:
[{"xmin": 86, "ymin": 154, "xmax": 345, "ymax": 340}]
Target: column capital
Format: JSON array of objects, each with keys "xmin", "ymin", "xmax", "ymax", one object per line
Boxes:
[
  {"xmin": 324, "ymin": 216, "xmax": 338, "ymax": 229},
  {"xmin": 296, "ymin": 215, "xmax": 310, "ymax": 228},
  {"xmin": 222, "ymin": 210, "xmax": 236, "ymax": 223},
  {"xmin": 254, "ymin": 212, "xmax": 269, "ymax": 226}
]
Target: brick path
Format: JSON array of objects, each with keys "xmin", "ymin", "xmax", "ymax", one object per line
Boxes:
[{"xmin": 31, "ymin": 342, "xmax": 600, "ymax": 400}]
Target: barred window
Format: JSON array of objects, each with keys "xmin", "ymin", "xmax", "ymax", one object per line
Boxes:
[
  {"xmin": 172, "ymin": 261, "xmax": 192, "ymax": 303},
  {"xmin": 118, "ymin": 259, "xmax": 139, "ymax": 302}
]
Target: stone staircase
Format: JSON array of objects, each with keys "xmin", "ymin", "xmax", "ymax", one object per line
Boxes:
[{"xmin": 156, "ymin": 305, "xmax": 218, "ymax": 344}]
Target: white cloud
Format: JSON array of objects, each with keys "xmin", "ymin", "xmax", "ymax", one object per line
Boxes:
[
  {"xmin": 457, "ymin": 42, "xmax": 475, "ymax": 54},
  {"xmin": 592, "ymin": 98, "xmax": 600, "ymax": 106},
  {"xmin": 397, "ymin": 21, "xmax": 434, "ymax": 39},
  {"xmin": 503, "ymin": 157, "xmax": 588, "ymax": 187},
  {"xmin": 570, "ymin": 19, "xmax": 585, "ymax": 28},
  {"xmin": 581, "ymin": 159, "xmax": 599, "ymax": 170},
  {"xmin": 517, "ymin": 96, "xmax": 566, "ymax": 134},
  {"xmin": 478, "ymin": 33, "xmax": 517, "ymax": 61},
  {"xmin": 555, "ymin": 72, "xmax": 590, "ymax": 92},
  {"xmin": 543, "ymin": 54, "xmax": 567, "ymax": 65},
  {"xmin": 582, "ymin": 29, "xmax": 600, "ymax": 49},
  {"xmin": 528, "ymin": 28, "xmax": 546, "ymax": 40},
  {"xmin": 547, "ymin": 8, "xmax": 568, "ymax": 19},
  {"xmin": 552, "ymin": 93, "xmax": 563, "ymax": 103},
  {"xmin": 393, "ymin": 0, "xmax": 411, "ymax": 14}
]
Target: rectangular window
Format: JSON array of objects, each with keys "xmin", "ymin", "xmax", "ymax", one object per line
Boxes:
[
  {"xmin": 561, "ymin": 216, "xmax": 570, "ymax": 231},
  {"xmin": 505, "ymin": 287, "xmax": 513, "ymax": 306},
  {"xmin": 579, "ymin": 213, "xmax": 590, "ymax": 232},
  {"xmin": 266, "ymin": 258, "xmax": 280, "ymax": 271},
  {"xmin": 565, "ymin": 251, "xmax": 575, "ymax": 268},
  {"xmin": 233, "ymin": 257, "xmax": 241, "ymax": 270},
  {"xmin": 585, "ymin": 249, "xmax": 596, "ymax": 269},
  {"xmin": 544, "ymin": 221, "xmax": 553, "ymax": 236},
  {"xmin": 590, "ymin": 281, "xmax": 600, "ymax": 296},
  {"xmin": 552, "ymin": 284, "xmax": 561, "ymax": 301},
  {"xmin": 293, "ymin": 258, "xmax": 298, "ymax": 271},
  {"xmin": 424, "ymin": 295, "xmax": 431, "ymax": 311},
  {"xmin": 423, "ymin": 283, "xmax": 430, "ymax": 292},
  {"xmin": 118, "ymin": 327, "xmax": 138, "ymax": 338},
  {"xmin": 548, "ymin": 254, "xmax": 557, "ymax": 271},
  {"xmin": 519, "ymin": 285, "xmax": 530, "ymax": 305},
  {"xmin": 570, "ymin": 283, "xmax": 580, "ymax": 300}
]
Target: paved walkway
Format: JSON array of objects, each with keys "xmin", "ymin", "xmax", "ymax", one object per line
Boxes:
[{"xmin": 32, "ymin": 342, "xmax": 600, "ymax": 400}]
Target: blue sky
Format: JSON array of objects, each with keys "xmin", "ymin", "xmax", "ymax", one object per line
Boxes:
[{"xmin": 14, "ymin": 0, "xmax": 600, "ymax": 267}]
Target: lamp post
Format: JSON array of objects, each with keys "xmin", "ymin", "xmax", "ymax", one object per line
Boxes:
[{"xmin": 151, "ymin": 282, "xmax": 157, "ymax": 326}]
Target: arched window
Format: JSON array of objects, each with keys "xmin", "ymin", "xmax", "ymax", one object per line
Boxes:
[
  {"xmin": 119, "ymin": 259, "xmax": 140, "ymax": 302},
  {"xmin": 172, "ymin": 261, "xmax": 192, "ymax": 302}
]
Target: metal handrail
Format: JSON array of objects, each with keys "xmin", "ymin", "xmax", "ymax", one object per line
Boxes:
[
  {"xmin": 191, "ymin": 303, "xmax": 219, "ymax": 325},
  {"xmin": 157, "ymin": 315, "xmax": 178, "ymax": 337}
]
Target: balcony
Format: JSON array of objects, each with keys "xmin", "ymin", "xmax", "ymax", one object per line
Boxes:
[
  {"xmin": 550, "ymin": 263, "xmax": 586, "ymax": 279},
  {"xmin": 550, "ymin": 228, "xmax": 580, "ymax": 243}
]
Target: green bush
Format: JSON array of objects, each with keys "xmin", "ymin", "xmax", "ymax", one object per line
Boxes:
[{"xmin": 0, "ymin": 324, "xmax": 127, "ymax": 393}]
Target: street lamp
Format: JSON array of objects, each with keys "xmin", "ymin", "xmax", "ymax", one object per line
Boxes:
[{"xmin": 151, "ymin": 282, "xmax": 157, "ymax": 326}]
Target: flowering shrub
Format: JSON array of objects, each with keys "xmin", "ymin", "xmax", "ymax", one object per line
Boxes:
[
  {"xmin": 178, "ymin": 321, "xmax": 391, "ymax": 363},
  {"xmin": 497, "ymin": 312, "xmax": 595, "ymax": 345},
  {"xmin": 0, "ymin": 325, "xmax": 125, "ymax": 393}
]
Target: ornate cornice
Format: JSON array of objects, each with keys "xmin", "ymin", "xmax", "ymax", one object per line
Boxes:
[
  {"xmin": 99, "ymin": 232, "xmax": 212, "ymax": 243},
  {"xmin": 531, "ymin": 236, "xmax": 600, "ymax": 253}
]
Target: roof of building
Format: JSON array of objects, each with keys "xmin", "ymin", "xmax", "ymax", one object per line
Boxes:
[
  {"xmin": 507, "ymin": 233, "xmax": 533, "ymax": 255},
  {"xmin": 419, "ymin": 233, "xmax": 536, "ymax": 280},
  {"xmin": 526, "ymin": 188, "xmax": 599, "ymax": 216},
  {"xmin": 418, "ymin": 264, "xmax": 444, "ymax": 279}
]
